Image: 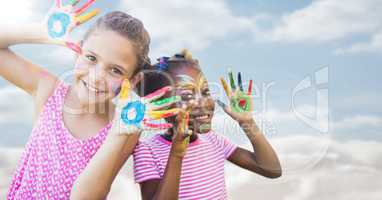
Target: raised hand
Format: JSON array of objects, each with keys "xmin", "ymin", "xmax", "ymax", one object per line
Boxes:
[
  {"xmin": 45, "ymin": 0, "xmax": 99, "ymax": 53},
  {"xmin": 171, "ymin": 110, "xmax": 192, "ymax": 157},
  {"xmin": 217, "ymin": 70, "xmax": 254, "ymax": 124},
  {"xmin": 112, "ymin": 79, "xmax": 181, "ymax": 135}
]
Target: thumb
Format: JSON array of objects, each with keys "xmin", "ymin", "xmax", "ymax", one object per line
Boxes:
[{"xmin": 216, "ymin": 99, "xmax": 236, "ymax": 118}]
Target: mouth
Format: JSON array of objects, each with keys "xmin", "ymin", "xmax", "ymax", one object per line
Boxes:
[
  {"xmin": 81, "ymin": 80, "xmax": 107, "ymax": 94},
  {"xmin": 190, "ymin": 113, "xmax": 212, "ymax": 123}
]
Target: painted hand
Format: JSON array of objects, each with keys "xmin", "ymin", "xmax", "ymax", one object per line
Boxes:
[
  {"xmin": 45, "ymin": 0, "xmax": 99, "ymax": 53},
  {"xmin": 171, "ymin": 110, "xmax": 192, "ymax": 157},
  {"xmin": 217, "ymin": 70, "xmax": 255, "ymax": 124},
  {"xmin": 112, "ymin": 80, "xmax": 181, "ymax": 135}
]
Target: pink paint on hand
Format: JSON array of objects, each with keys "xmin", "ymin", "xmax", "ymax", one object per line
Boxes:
[
  {"xmin": 74, "ymin": 0, "xmax": 96, "ymax": 15},
  {"xmin": 65, "ymin": 42, "xmax": 82, "ymax": 54},
  {"xmin": 144, "ymin": 86, "xmax": 172, "ymax": 100}
]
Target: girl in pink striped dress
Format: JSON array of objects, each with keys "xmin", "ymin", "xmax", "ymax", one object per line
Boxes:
[{"xmin": 0, "ymin": 1, "xmax": 160, "ymax": 199}]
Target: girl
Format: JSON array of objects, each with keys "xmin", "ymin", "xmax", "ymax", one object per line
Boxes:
[
  {"xmin": 1, "ymin": 1, "xmax": 177, "ymax": 199},
  {"xmin": 71, "ymin": 50, "xmax": 282, "ymax": 200}
]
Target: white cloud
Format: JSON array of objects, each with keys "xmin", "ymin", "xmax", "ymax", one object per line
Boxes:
[
  {"xmin": 225, "ymin": 135, "xmax": 382, "ymax": 200},
  {"xmin": 0, "ymin": 86, "xmax": 33, "ymax": 124},
  {"xmin": 335, "ymin": 29, "xmax": 382, "ymax": 54},
  {"xmin": 258, "ymin": 0, "xmax": 382, "ymax": 54},
  {"xmin": 334, "ymin": 115, "xmax": 382, "ymax": 131},
  {"xmin": 118, "ymin": 0, "xmax": 255, "ymax": 57},
  {"xmin": 1, "ymin": 135, "xmax": 382, "ymax": 200},
  {"xmin": 0, "ymin": 0, "xmax": 42, "ymax": 24}
]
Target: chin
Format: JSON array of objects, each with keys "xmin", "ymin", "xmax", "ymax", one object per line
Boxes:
[{"xmin": 195, "ymin": 122, "xmax": 212, "ymax": 134}]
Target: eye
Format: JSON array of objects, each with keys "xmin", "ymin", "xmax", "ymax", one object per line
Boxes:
[
  {"xmin": 85, "ymin": 54, "xmax": 97, "ymax": 63},
  {"xmin": 179, "ymin": 90, "xmax": 195, "ymax": 101},
  {"xmin": 110, "ymin": 67, "xmax": 124, "ymax": 76},
  {"xmin": 202, "ymin": 88, "xmax": 211, "ymax": 96}
]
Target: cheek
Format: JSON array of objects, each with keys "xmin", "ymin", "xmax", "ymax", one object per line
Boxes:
[{"xmin": 107, "ymin": 79, "xmax": 124, "ymax": 96}]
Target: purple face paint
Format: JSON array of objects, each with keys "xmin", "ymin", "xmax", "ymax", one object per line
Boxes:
[{"xmin": 109, "ymin": 80, "xmax": 123, "ymax": 96}]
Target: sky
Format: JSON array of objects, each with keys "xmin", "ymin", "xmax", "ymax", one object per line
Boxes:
[{"xmin": 0, "ymin": 0, "xmax": 381, "ymax": 199}]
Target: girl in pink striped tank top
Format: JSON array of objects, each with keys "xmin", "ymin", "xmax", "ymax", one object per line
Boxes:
[
  {"xmin": 71, "ymin": 50, "xmax": 282, "ymax": 200},
  {"xmin": 132, "ymin": 50, "xmax": 283, "ymax": 199},
  {"xmin": 1, "ymin": 1, "xmax": 160, "ymax": 199}
]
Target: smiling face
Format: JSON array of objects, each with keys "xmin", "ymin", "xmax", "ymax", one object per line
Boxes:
[
  {"xmin": 73, "ymin": 29, "xmax": 138, "ymax": 107},
  {"xmin": 170, "ymin": 64, "xmax": 215, "ymax": 134}
]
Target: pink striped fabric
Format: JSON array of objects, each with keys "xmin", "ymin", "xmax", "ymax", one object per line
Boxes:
[{"xmin": 133, "ymin": 131, "xmax": 237, "ymax": 200}]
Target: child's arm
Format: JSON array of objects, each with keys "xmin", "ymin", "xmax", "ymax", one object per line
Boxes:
[
  {"xmin": 140, "ymin": 111, "xmax": 191, "ymax": 200},
  {"xmin": 70, "ymin": 133, "xmax": 140, "ymax": 200},
  {"xmin": 218, "ymin": 72, "xmax": 282, "ymax": 178},
  {"xmin": 0, "ymin": 0, "xmax": 98, "ymax": 96},
  {"xmin": 0, "ymin": 23, "xmax": 57, "ymax": 96},
  {"xmin": 227, "ymin": 119, "xmax": 282, "ymax": 178},
  {"xmin": 71, "ymin": 80, "xmax": 183, "ymax": 200}
]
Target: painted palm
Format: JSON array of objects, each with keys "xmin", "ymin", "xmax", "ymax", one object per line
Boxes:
[
  {"xmin": 114, "ymin": 80, "xmax": 181, "ymax": 134},
  {"xmin": 219, "ymin": 70, "xmax": 254, "ymax": 113},
  {"xmin": 46, "ymin": 0, "xmax": 99, "ymax": 53}
]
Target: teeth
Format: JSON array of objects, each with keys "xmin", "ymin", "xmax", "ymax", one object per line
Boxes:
[
  {"xmin": 196, "ymin": 115, "xmax": 209, "ymax": 120},
  {"xmin": 83, "ymin": 81, "xmax": 102, "ymax": 93}
]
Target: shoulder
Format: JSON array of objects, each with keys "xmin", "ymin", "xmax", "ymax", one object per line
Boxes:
[{"xmin": 33, "ymin": 74, "xmax": 59, "ymax": 117}]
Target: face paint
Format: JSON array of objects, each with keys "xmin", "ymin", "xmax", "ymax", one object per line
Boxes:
[
  {"xmin": 199, "ymin": 123, "xmax": 211, "ymax": 133},
  {"xmin": 176, "ymin": 75, "xmax": 195, "ymax": 84}
]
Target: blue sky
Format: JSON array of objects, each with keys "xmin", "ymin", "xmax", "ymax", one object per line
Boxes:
[{"xmin": 0, "ymin": 0, "xmax": 381, "ymax": 147}]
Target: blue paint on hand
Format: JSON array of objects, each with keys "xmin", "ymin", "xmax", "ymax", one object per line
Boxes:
[
  {"xmin": 47, "ymin": 12, "xmax": 71, "ymax": 38},
  {"xmin": 121, "ymin": 101, "xmax": 146, "ymax": 127}
]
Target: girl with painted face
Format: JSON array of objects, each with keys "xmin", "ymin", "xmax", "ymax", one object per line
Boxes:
[
  {"xmin": 0, "ymin": 1, "xmax": 178, "ymax": 199},
  {"xmin": 132, "ymin": 50, "xmax": 282, "ymax": 199}
]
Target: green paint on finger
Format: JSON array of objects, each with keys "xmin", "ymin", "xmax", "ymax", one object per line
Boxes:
[{"xmin": 152, "ymin": 96, "xmax": 181, "ymax": 107}]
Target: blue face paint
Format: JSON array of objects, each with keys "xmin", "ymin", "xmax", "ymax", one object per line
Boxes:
[
  {"xmin": 121, "ymin": 101, "xmax": 146, "ymax": 127},
  {"xmin": 47, "ymin": 12, "xmax": 71, "ymax": 38}
]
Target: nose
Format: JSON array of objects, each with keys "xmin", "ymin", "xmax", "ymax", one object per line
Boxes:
[
  {"xmin": 88, "ymin": 64, "xmax": 107, "ymax": 84},
  {"xmin": 190, "ymin": 94, "xmax": 210, "ymax": 110}
]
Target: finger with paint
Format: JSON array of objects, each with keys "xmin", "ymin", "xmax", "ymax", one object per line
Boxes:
[
  {"xmin": 220, "ymin": 77, "xmax": 231, "ymax": 98},
  {"xmin": 115, "ymin": 81, "xmax": 181, "ymax": 134},
  {"xmin": 46, "ymin": 0, "xmax": 100, "ymax": 54}
]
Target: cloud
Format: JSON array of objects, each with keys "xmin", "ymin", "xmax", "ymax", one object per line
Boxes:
[
  {"xmin": 334, "ymin": 115, "xmax": 382, "ymax": 131},
  {"xmin": 0, "ymin": 86, "xmax": 33, "ymax": 124},
  {"xmin": 118, "ymin": 0, "xmax": 255, "ymax": 57},
  {"xmin": 335, "ymin": 29, "xmax": 382, "ymax": 54},
  {"xmin": 225, "ymin": 135, "xmax": 382, "ymax": 200},
  {"xmin": 257, "ymin": 0, "xmax": 382, "ymax": 54},
  {"xmin": 0, "ymin": 0, "xmax": 42, "ymax": 24},
  {"xmin": 1, "ymin": 135, "xmax": 381, "ymax": 199}
]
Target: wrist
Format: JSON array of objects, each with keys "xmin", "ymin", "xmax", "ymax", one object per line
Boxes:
[{"xmin": 239, "ymin": 119, "xmax": 259, "ymax": 132}]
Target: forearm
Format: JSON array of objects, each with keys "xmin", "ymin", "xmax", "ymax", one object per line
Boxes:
[
  {"xmin": 153, "ymin": 152, "xmax": 183, "ymax": 200},
  {"xmin": 240, "ymin": 120, "xmax": 282, "ymax": 176},
  {"xmin": 70, "ymin": 133, "xmax": 139, "ymax": 200},
  {"xmin": 0, "ymin": 23, "xmax": 52, "ymax": 48}
]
